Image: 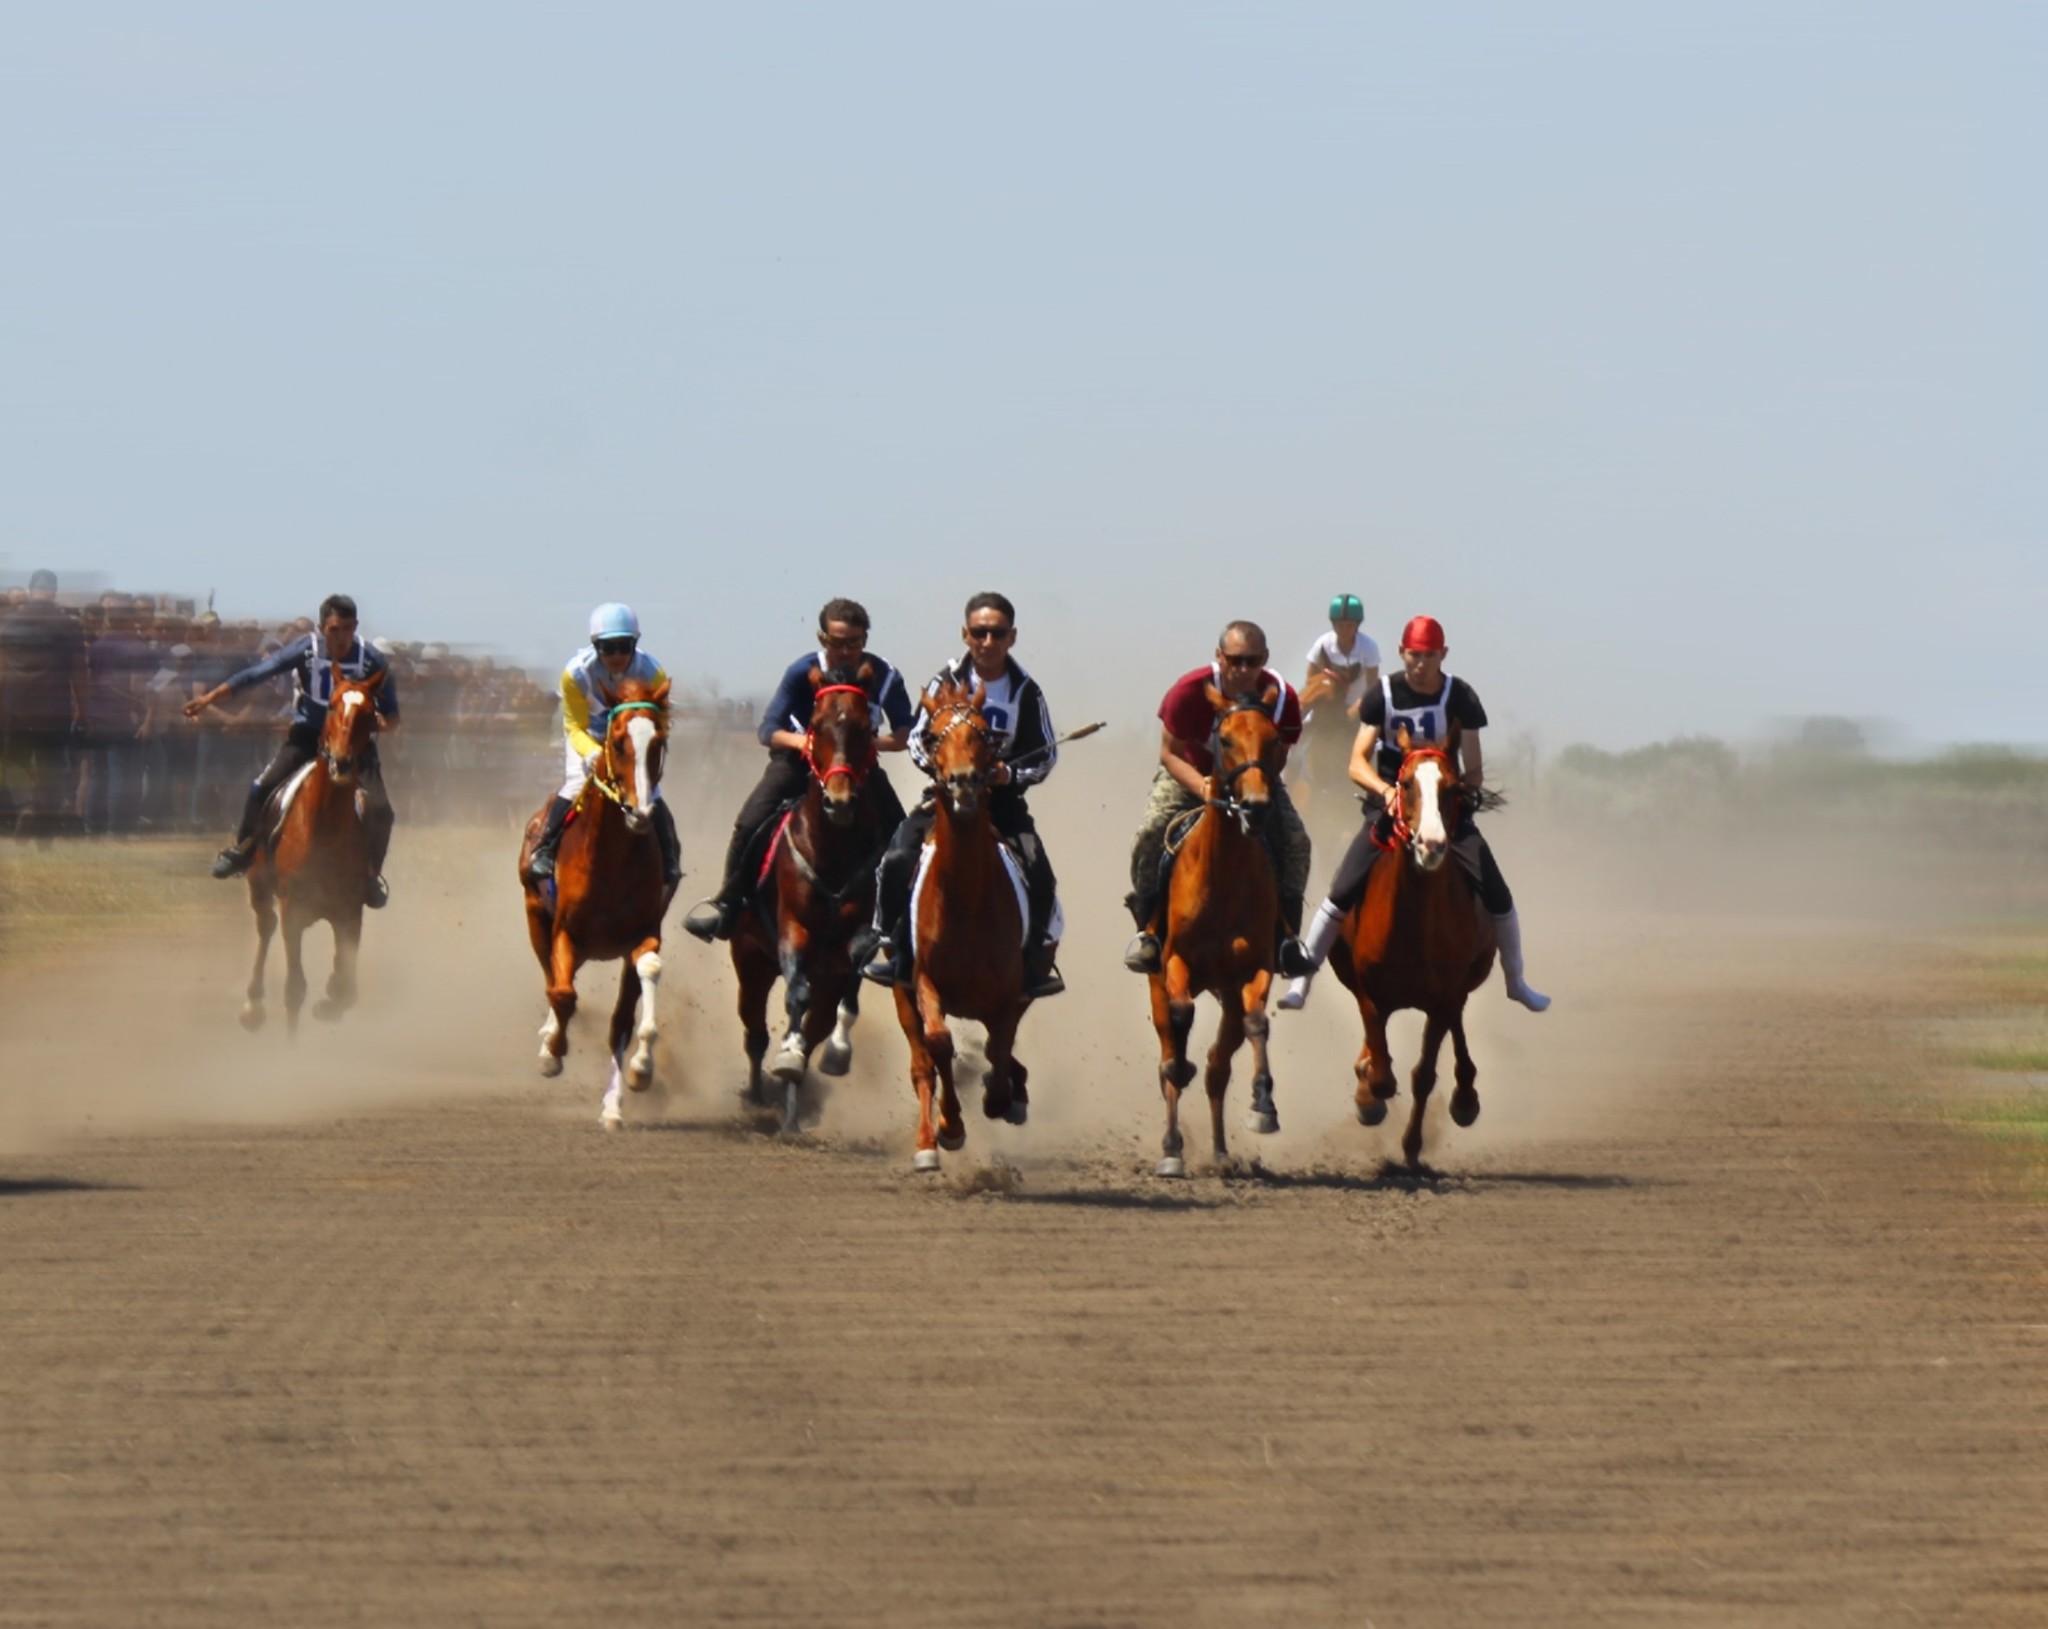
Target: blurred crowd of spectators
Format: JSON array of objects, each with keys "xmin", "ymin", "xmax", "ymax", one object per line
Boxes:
[{"xmin": 0, "ymin": 571, "xmax": 574, "ymax": 839}]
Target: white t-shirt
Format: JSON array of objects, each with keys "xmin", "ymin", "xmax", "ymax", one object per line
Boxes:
[{"xmin": 1303, "ymin": 629, "xmax": 1382, "ymax": 716}]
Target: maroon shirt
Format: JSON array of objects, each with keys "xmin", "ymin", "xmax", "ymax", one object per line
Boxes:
[{"xmin": 1157, "ymin": 665, "xmax": 1303, "ymax": 776}]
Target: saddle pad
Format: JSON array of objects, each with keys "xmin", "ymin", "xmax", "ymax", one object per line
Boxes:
[
  {"xmin": 909, "ymin": 839, "xmax": 1062, "ymax": 949},
  {"xmin": 264, "ymin": 762, "xmax": 320, "ymax": 846}
]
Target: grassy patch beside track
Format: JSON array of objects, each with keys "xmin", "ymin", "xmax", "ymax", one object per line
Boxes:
[{"xmin": 0, "ymin": 838, "xmax": 219, "ymax": 966}]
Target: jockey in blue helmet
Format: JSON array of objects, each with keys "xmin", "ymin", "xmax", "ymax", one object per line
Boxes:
[{"xmin": 523, "ymin": 602, "xmax": 682, "ymax": 887}]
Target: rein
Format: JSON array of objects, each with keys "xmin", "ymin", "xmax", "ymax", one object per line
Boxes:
[
  {"xmin": 586, "ymin": 699, "xmax": 666, "ymax": 814},
  {"xmin": 1203, "ymin": 696, "xmax": 1277, "ymax": 832},
  {"xmin": 920, "ymin": 699, "xmax": 994, "ymax": 791},
  {"xmin": 1376, "ymin": 745, "xmax": 1456, "ymax": 852}
]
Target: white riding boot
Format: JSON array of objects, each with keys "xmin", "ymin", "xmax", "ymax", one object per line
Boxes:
[
  {"xmin": 1493, "ymin": 908, "xmax": 1551, "ymax": 1012},
  {"xmin": 1277, "ymin": 899, "xmax": 1346, "ymax": 1011}
]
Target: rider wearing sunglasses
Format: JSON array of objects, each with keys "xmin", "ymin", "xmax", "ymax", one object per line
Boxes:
[
  {"xmin": 1122, "ymin": 620, "xmax": 1314, "ymax": 978},
  {"xmin": 683, "ymin": 597, "xmax": 915, "ymax": 943},
  {"xmin": 858, "ymin": 591, "xmax": 1065, "ymax": 999},
  {"xmin": 1276, "ymin": 614, "xmax": 1548, "ymax": 1013},
  {"xmin": 524, "ymin": 602, "xmax": 680, "ymax": 887}
]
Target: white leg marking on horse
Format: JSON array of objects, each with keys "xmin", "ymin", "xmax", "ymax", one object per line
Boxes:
[
  {"xmin": 538, "ymin": 1010, "xmax": 564, "ymax": 1076},
  {"xmin": 601, "ymin": 1059, "xmax": 625, "ymax": 1128},
  {"xmin": 831, "ymin": 1000, "xmax": 856, "ymax": 1055},
  {"xmin": 627, "ymin": 951, "xmax": 661, "ymax": 1086}
]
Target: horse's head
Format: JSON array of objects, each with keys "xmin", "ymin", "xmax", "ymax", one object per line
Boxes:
[
  {"xmin": 920, "ymin": 677, "xmax": 996, "ymax": 817},
  {"xmin": 1392, "ymin": 719, "xmax": 1462, "ymax": 871},
  {"xmin": 319, "ymin": 671, "xmax": 384, "ymax": 785},
  {"xmin": 599, "ymin": 678, "xmax": 671, "ymax": 833},
  {"xmin": 806, "ymin": 661, "xmax": 879, "ymax": 826},
  {"xmin": 1205, "ymin": 681, "xmax": 1282, "ymax": 829}
]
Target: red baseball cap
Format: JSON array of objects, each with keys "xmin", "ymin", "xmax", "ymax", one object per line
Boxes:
[{"xmin": 1399, "ymin": 615, "xmax": 1446, "ymax": 652}]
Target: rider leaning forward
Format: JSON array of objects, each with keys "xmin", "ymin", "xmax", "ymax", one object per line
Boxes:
[
  {"xmin": 523, "ymin": 602, "xmax": 682, "ymax": 887},
  {"xmin": 684, "ymin": 597, "xmax": 913, "ymax": 943},
  {"xmin": 188, "ymin": 592, "xmax": 397, "ymax": 908},
  {"xmin": 859, "ymin": 591, "xmax": 1065, "ymax": 1000},
  {"xmin": 1278, "ymin": 613, "xmax": 1550, "ymax": 1013},
  {"xmin": 1123, "ymin": 619, "xmax": 1315, "ymax": 978}
]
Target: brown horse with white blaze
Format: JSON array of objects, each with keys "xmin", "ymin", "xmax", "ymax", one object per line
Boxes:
[
  {"xmin": 1328, "ymin": 720, "xmax": 1497, "ymax": 1169},
  {"xmin": 893, "ymin": 677, "xmax": 1033, "ymax": 1172},
  {"xmin": 1147, "ymin": 685, "xmax": 1286, "ymax": 1177},
  {"xmin": 241, "ymin": 671, "xmax": 385, "ymax": 1035},
  {"xmin": 731, "ymin": 664, "xmax": 887, "ymax": 1134},
  {"xmin": 519, "ymin": 678, "xmax": 674, "ymax": 1129}
]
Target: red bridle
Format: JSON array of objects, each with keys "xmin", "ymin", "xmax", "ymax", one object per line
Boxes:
[
  {"xmin": 1376, "ymin": 745, "xmax": 1457, "ymax": 851},
  {"xmin": 805, "ymin": 684, "xmax": 877, "ymax": 789}
]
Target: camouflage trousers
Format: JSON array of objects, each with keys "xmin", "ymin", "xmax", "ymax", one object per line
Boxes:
[{"xmin": 1125, "ymin": 768, "xmax": 1310, "ymax": 930}]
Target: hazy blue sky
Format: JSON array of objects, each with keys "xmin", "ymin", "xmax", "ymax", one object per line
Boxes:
[{"xmin": 3, "ymin": 3, "xmax": 2041, "ymax": 749}]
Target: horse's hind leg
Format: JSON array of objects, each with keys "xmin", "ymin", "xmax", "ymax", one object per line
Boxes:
[
  {"xmin": 980, "ymin": 1006, "xmax": 1024, "ymax": 1125},
  {"xmin": 281, "ymin": 912, "xmax": 309, "ymax": 1039},
  {"xmin": 1404, "ymin": 1013, "xmax": 1451, "ymax": 1169},
  {"xmin": 600, "ymin": 961, "xmax": 643, "ymax": 1131},
  {"xmin": 539, "ymin": 930, "xmax": 578, "ymax": 1080},
  {"xmin": 1151, "ymin": 974, "xmax": 1196, "ymax": 1178},
  {"xmin": 818, "ymin": 981, "xmax": 858, "ymax": 1077},
  {"xmin": 895, "ymin": 984, "xmax": 944, "ymax": 1172},
  {"xmin": 242, "ymin": 883, "xmax": 277, "ymax": 1031},
  {"xmin": 771, "ymin": 944, "xmax": 813, "ymax": 1089},
  {"xmin": 1204, "ymin": 1002, "xmax": 1245, "ymax": 1168},
  {"xmin": 1447, "ymin": 1006, "xmax": 1480, "ymax": 1129},
  {"xmin": 735, "ymin": 946, "xmax": 772, "ymax": 1106},
  {"xmin": 1241, "ymin": 976, "xmax": 1278, "ymax": 1136}
]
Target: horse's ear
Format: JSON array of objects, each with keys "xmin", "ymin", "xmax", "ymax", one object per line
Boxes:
[
  {"xmin": 1258, "ymin": 681, "xmax": 1280, "ymax": 712},
  {"xmin": 856, "ymin": 657, "xmax": 878, "ymax": 695},
  {"xmin": 1395, "ymin": 722, "xmax": 1414, "ymax": 753},
  {"xmin": 1203, "ymin": 682, "xmax": 1227, "ymax": 712},
  {"xmin": 652, "ymin": 678, "xmax": 671, "ymax": 709},
  {"xmin": 364, "ymin": 669, "xmax": 386, "ymax": 692},
  {"xmin": 970, "ymin": 681, "xmax": 987, "ymax": 710},
  {"xmin": 806, "ymin": 665, "xmax": 825, "ymax": 692}
]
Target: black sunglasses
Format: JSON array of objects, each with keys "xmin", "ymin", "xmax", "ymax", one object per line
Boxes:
[
  {"xmin": 966, "ymin": 626, "xmax": 1013, "ymax": 642},
  {"xmin": 595, "ymin": 637, "xmax": 637, "ymax": 656},
  {"xmin": 1218, "ymin": 653, "xmax": 1267, "ymax": 670}
]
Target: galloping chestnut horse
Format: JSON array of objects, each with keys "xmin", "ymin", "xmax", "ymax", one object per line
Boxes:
[
  {"xmin": 1327, "ymin": 720, "xmax": 1497, "ymax": 1168},
  {"xmin": 241, "ymin": 671, "xmax": 385, "ymax": 1034},
  {"xmin": 892, "ymin": 677, "xmax": 1033, "ymax": 1172},
  {"xmin": 518, "ymin": 677, "xmax": 674, "ymax": 1128},
  {"xmin": 731, "ymin": 663, "xmax": 886, "ymax": 1134},
  {"xmin": 1146, "ymin": 684, "xmax": 1286, "ymax": 1178}
]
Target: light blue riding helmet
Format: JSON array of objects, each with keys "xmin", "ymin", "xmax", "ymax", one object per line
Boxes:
[{"xmin": 589, "ymin": 602, "xmax": 641, "ymax": 642}]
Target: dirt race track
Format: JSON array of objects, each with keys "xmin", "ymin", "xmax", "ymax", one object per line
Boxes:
[{"xmin": 3, "ymin": 798, "xmax": 2047, "ymax": 1626}]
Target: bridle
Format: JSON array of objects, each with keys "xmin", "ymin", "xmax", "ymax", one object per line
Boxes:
[
  {"xmin": 1205, "ymin": 695, "xmax": 1278, "ymax": 829},
  {"xmin": 921, "ymin": 698, "xmax": 993, "ymax": 780},
  {"xmin": 586, "ymin": 698, "xmax": 665, "ymax": 811},
  {"xmin": 804, "ymin": 684, "xmax": 878, "ymax": 791},
  {"xmin": 320, "ymin": 689, "xmax": 377, "ymax": 780},
  {"xmin": 1374, "ymin": 744, "xmax": 1457, "ymax": 853}
]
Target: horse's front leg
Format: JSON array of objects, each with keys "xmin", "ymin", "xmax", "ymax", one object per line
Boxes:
[
  {"xmin": 1404, "ymin": 1012, "xmax": 1451, "ymax": 1170},
  {"xmin": 1204, "ymin": 1001, "xmax": 1246, "ymax": 1169},
  {"xmin": 241, "ymin": 881, "xmax": 277, "ymax": 1032},
  {"xmin": 1151, "ymin": 971, "xmax": 1197, "ymax": 1178},
  {"xmin": 1241, "ymin": 971, "xmax": 1278, "ymax": 1135},
  {"xmin": 1353, "ymin": 995, "xmax": 1396, "ymax": 1127},
  {"xmin": 894, "ymin": 983, "xmax": 943, "ymax": 1172},
  {"xmin": 817, "ymin": 975, "xmax": 859, "ymax": 1078},
  {"xmin": 770, "ymin": 930, "xmax": 813, "ymax": 1089},
  {"xmin": 281, "ymin": 907, "xmax": 309, "ymax": 1039},
  {"xmin": 314, "ymin": 909, "xmax": 362, "ymax": 1021},
  {"xmin": 1446, "ymin": 1005, "xmax": 1480, "ymax": 1130},
  {"xmin": 734, "ymin": 943, "xmax": 772, "ymax": 1106},
  {"xmin": 599, "ymin": 957, "xmax": 647, "ymax": 1131},
  {"xmin": 622, "ymin": 939, "xmax": 662, "ymax": 1091},
  {"xmin": 539, "ymin": 928, "xmax": 579, "ymax": 1080},
  {"xmin": 918, "ymin": 975, "xmax": 963, "ymax": 1154}
]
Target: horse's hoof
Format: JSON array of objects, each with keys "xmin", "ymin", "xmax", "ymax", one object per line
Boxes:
[
  {"xmin": 1357, "ymin": 1099, "xmax": 1389, "ymax": 1127},
  {"xmin": 817, "ymin": 1045, "xmax": 852, "ymax": 1078},
  {"xmin": 913, "ymin": 1149, "xmax": 942, "ymax": 1172},
  {"xmin": 938, "ymin": 1124, "xmax": 967, "ymax": 1153},
  {"xmin": 538, "ymin": 1053, "xmax": 564, "ymax": 1078},
  {"xmin": 1156, "ymin": 1156, "xmax": 1187, "ymax": 1179},
  {"xmin": 238, "ymin": 1007, "xmax": 265, "ymax": 1033},
  {"xmin": 1004, "ymin": 1100, "xmax": 1028, "ymax": 1127},
  {"xmin": 769, "ymin": 1051, "xmax": 806, "ymax": 1086},
  {"xmin": 628, "ymin": 1072, "xmax": 654, "ymax": 1094},
  {"xmin": 1450, "ymin": 1085, "xmax": 1480, "ymax": 1127},
  {"xmin": 1243, "ymin": 1111, "xmax": 1279, "ymax": 1135}
]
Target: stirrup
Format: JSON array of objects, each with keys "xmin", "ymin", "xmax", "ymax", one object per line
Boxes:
[
  {"xmin": 860, "ymin": 939, "xmax": 906, "ymax": 988},
  {"xmin": 211, "ymin": 844, "xmax": 252, "ymax": 879},
  {"xmin": 1277, "ymin": 937, "xmax": 1314, "ymax": 979},
  {"xmin": 1026, "ymin": 964, "xmax": 1066, "ymax": 999},
  {"xmin": 525, "ymin": 847, "xmax": 556, "ymax": 882},
  {"xmin": 682, "ymin": 897, "xmax": 734, "ymax": 943},
  {"xmin": 1123, "ymin": 932, "xmax": 1161, "ymax": 974}
]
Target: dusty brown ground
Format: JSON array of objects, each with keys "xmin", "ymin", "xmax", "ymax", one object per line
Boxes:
[{"xmin": 3, "ymin": 774, "xmax": 2046, "ymax": 1625}]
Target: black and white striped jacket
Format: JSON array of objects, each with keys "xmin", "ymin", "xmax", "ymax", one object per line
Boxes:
[{"xmin": 909, "ymin": 652, "xmax": 1056, "ymax": 797}]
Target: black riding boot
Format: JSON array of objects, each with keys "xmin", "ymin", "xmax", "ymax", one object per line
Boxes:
[
  {"xmin": 684, "ymin": 821, "xmax": 757, "ymax": 941},
  {"xmin": 652, "ymin": 799, "xmax": 682, "ymax": 888},
  {"xmin": 859, "ymin": 821, "xmax": 923, "ymax": 987},
  {"xmin": 525, "ymin": 796, "xmax": 573, "ymax": 882},
  {"xmin": 211, "ymin": 784, "xmax": 268, "ymax": 878}
]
